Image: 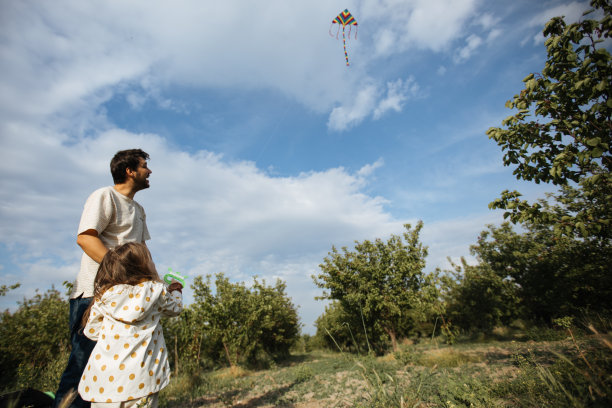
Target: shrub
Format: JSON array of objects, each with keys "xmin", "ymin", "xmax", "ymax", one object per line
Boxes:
[{"xmin": 0, "ymin": 287, "xmax": 70, "ymax": 391}]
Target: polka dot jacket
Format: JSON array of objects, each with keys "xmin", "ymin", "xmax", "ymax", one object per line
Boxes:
[{"xmin": 78, "ymin": 281, "xmax": 182, "ymax": 403}]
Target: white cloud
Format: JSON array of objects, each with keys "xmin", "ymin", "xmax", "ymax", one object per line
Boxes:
[
  {"xmin": 357, "ymin": 158, "xmax": 385, "ymax": 177},
  {"xmin": 363, "ymin": 0, "xmax": 480, "ymax": 55},
  {"xmin": 421, "ymin": 212, "xmax": 503, "ymax": 271},
  {"xmin": 454, "ymin": 34, "xmax": 483, "ymax": 63},
  {"xmin": 476, "ymin": 13, "xmax": 500, "ymax": 30},
  {"xmin": 328, "ymin": 77, "xmax": 420, "ymax": 131},
  {"xmin": 327, "ymin": 84, "xmax": 379, "ymax": 131},
  {"xmin": 487, "ymin": 29, "xmax": 502, "ymax": 43},
  {"xmin": 527, "ymin": 1, "xmax": 589, "ymax": 44},
  {"xmin": 373, "ymin": 78, "xmax": 420, "ymax": 119}
]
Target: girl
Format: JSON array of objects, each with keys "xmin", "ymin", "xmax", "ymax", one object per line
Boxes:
[{"xmin": 78, "ymin": 242, "xmax": 183, "ymax": 408}]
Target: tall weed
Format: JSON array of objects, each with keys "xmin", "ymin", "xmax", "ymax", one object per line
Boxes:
[{"xmin": 495, "ymin": 322, "xmax": 612, "ymax": 407}]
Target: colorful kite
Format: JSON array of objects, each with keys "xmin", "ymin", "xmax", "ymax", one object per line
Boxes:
[{"xmin": 329, "ymin": 9, "xmax": 358, "ymax": 66}]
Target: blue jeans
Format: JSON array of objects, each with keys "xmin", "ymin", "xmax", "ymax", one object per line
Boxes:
[{"xmin": 53, "ymin": 297, "xmax": 96, "ymax": 408}]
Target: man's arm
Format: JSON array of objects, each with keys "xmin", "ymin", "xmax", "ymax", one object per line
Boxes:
[{"xmin": 76, "ymin": 229, "xmax": 108, "ymax": 263}]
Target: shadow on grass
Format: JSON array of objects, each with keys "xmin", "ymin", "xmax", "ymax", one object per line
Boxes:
[
  {"xmin": 192, "ymin": 381, "xmax": 300, "ymax": 408},
  {"xmin": 232, "ymin": 381, "xmax": 299, "ymax": 407},
  {"xmin": 276, "ymin": 353, "xmax": 312, "ymax": 367}
]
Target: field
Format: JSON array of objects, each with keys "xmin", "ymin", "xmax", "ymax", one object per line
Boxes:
[{"xmin": 160, "ymin": 332, "xmax": 612, "ymax": 408}]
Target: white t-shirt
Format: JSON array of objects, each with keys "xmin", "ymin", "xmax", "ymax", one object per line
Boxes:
[
  {"xmin": 72, "ymin": 187, "xmax": 151, "ymax": 299},
  {"xmin": 78, "ymin": 281, "xmax": 182, "ymax": 403}
]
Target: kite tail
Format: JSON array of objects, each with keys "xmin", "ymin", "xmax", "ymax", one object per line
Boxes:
[
  {"xmin": 342, "ymin": 27, "xmax": 349, "ymax": 66},
  {"xmin": 329, "ymin": 23, "xmax": 335, "ymax": 37},
  {"xmin": 355, "ymin": 26, "xmax": 358, "ymax": 40}
]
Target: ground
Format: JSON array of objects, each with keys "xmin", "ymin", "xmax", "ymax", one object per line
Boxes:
[{"xmin": 160, "ymin": 334, "xmax": 610, "ymax": 408}]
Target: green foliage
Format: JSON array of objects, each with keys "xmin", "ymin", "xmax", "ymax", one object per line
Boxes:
[
  {"xmin": 0, "ymin": 287, "xmax": 70, "ymax": 391},
  {"xmin": 190, "ymin": 273, "xmax": 300, "ymax": 369},
  {"xmin": 498, "ymin": 333, "xmax": 612, "ymax": 408},
  {"xmin": 163, "ymin": 306, "xmax": 209, "ymax": 375},
  {"xmin": 487, "ymin": 0, "xmax": 612, "ymax": 239},
  {"xmin": 0, "ymin": 283, "xmax": 21, "ymax": 297},
  {"xmin": 443, "ymin": 257, "xmax": 521, "ymax": 333},
  {"xmin": 313, "ymin": 223, "xmax": 443, "ymax": 353},
  {"xmin": 314, "ymin": 301, "xmax": 384, "ymax": 354},
  {"xmin": 355, "ymin": 355, "xmax": 496, "ymax": 408},
  {"xmin": 469, "ymin": 222, "xmax": 612, "ymax": 323}
]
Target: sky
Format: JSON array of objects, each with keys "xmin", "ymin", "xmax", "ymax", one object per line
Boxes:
[{"xmin": 0, "ymin": 0, "xmax": 591, "ymax": 334}]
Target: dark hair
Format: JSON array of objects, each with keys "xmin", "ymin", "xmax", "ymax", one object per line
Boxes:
[
  {"xmin": 110, "ymin": 149, "xmax": 150, "ymax": 184},
  {"xmin": 81, "ymin": 242, "xmax": 160, "ymax": 328}
]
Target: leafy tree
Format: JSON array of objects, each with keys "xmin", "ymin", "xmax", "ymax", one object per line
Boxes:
[
  {"xmin": 487, "ymin": 0, "xmax": 611, "ymax": 239},
  {"xmin": 313, "ymin": 223, "xmax": 443, "ymax": 353},
  {"xmin": 163, "ymin": 306, "xmax": 208, "ymax": 374},
  {"xmin": 469, "ymin": 222, "xmax": 612, "ymax": 323},
  {"xmin": 0, "ymin": 287, "xmax": 69, "ymax": 391},
  {"xmin": 443, "ymin": 257, "xmax": 521, "ymax": 333},
  {"xmin": 191, "ymin": 273, "xmax": 300, "ymax": 368},
  {"xmin": 313, "ymin": 301, "xmax": 377, "ymax": 354},
  {"xmin": 251, "ymin": 278, "xmax": 300, "ymax": 361}
]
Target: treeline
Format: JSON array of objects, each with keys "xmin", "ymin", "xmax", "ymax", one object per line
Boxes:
[
  {"xmin": 312, "ymin": 218, "xmax": 612, "ymax": 354},
  {"xmin": 0, "ymin": 274, "xmax": 301, "ymax": 391}
]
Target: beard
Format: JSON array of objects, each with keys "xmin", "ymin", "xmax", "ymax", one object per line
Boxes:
[{"xmin": 135, "ymin": 177, "xmax": 150, "ymax": 190}]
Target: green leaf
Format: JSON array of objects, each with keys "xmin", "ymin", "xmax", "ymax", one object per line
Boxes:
[{"xmin": 586, "ymin": 137, "xmax": 601, "ymax": 146}]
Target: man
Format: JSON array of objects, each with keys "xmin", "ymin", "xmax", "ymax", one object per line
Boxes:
[{"xmin": 54, "ymin": 149, "xmax": 152, "ymax": 408}]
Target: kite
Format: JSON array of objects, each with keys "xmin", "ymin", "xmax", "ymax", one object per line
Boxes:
[{"xmin": 329, "ymin": 9, "xmax": 358, "ymax": 66}]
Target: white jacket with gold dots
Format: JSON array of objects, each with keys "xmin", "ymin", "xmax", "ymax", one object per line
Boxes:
[{"xmin": 78, "ymin": 281, "xmax": 182, "ymax": 403}]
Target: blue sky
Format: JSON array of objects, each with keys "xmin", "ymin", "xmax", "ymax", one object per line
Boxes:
[{"xmin": 0, "ymin": 0, "xmax": 590, "ymax": 333}]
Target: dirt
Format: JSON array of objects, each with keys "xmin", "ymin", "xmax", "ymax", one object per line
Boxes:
[{"xmin": 166, "ymin": 339, "xmax": 588, "ymax": 408}]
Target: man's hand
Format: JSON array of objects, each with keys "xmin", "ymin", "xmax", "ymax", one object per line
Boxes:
[{"xmin": 76, "ymin": 230, "xmax": 108, "ymax": 263}]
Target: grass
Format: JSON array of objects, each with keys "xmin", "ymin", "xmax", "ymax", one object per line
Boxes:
[{"xmin": 158, "ymin": 328, "xmax": 611, "ymax": 407}]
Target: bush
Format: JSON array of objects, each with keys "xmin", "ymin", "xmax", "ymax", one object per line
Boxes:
[
  {"xmin": 187, "ymin": 273, "xmax": 301, "ymax": 369},
  {"xmin": 0, "ymin": 287, "xmax": 70, "ymax": 391}
]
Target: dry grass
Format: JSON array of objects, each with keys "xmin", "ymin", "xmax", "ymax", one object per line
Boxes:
[{"xmin": 160, "ymin": 336, "xmax": 611, "ymax": 408}]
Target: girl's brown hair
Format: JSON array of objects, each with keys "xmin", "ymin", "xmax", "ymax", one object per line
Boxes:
[{"xmin": 81, "ymin": 242, "xmax": 160, "ymax": 328}]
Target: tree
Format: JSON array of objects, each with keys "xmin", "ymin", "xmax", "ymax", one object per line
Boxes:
[
  {"xmin": 443, "ymin": 257, "xmax": 521, "ymax": 333},
  {"xmin": 313, "ymin": 301, "xmax": 375, "ymax": 354},
  {"xmin": 487, "ymin": 0, "xmax": 611, "ymax": 239},
  {"xmin": 313, "ymin": 223, "xmax": 442, "ymax": 353},
  {"xmin": 250, "ymin": 278, "xmax": 300, "ymax": 361},
  {"xmin": 0, "ymin": 287, "xmax": 69, "ymax": 391},
  {"xmin": 190, "ymin": 273, "xmax": 300, "ymax": 368},
  {"xmin": 162, "ymin": 306, "xmax": 208, "ymax": 374},
  {"xmin": 469, "ymin": 222, "xmax": 612, "ymax": 323}
]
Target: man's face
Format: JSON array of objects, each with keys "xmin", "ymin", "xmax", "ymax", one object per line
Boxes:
[{"xmin": 131, "ymin": 158, "xmax": 152, "ymax": 190}]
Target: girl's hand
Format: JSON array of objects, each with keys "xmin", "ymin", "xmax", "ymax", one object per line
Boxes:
[{"xmin": 168, "ymin": 280, "xmax": 183, "ymax": 293}]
